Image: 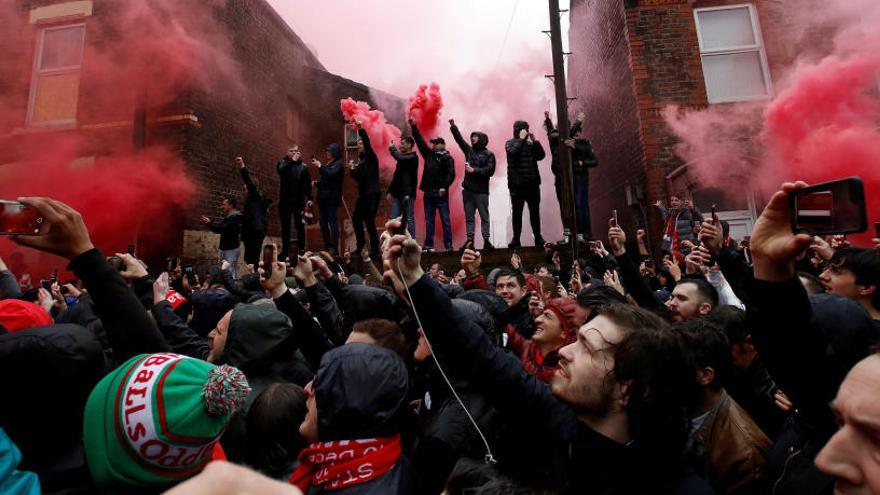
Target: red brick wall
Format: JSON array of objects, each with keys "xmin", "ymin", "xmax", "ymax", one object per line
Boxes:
[{"xmin": 567, "ymin": 0, "xmax": 646, "ymax": 238}]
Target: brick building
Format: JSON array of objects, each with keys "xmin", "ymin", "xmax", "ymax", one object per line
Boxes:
[
  {"xmin": 0, "ymin": 0, "xmax": 403, "ymax": 268},
  {"xmin": 568, "ymin": 0, "xmax": 829, "ymax": 250}
]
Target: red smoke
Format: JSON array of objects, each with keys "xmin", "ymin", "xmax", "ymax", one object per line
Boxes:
[
  {"xmin": 0, "ymin": 0, "xmax": 240, "ymax": 278},
  {"xmin": 407, "ymin": 83, "xmax": 444, "ymax": 136},
  {"xmin": 663, "ymin": 0, "xmax": 880, "ymax": 246},
  {"xmin": 339, "ymin": 97, "xmax": 402, "ymax": 177}
]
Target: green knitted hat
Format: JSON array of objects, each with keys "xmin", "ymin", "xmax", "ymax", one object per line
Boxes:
[{"xmin": 83, "ymin": 353, "xmax": 250, "ymax": 490}]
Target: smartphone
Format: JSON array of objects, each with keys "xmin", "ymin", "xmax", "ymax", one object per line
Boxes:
[
  {"xmin": 40, "ymin": 279, "xmax": 51, "ymax": 291},
  {"xmin": 790, "ymin": 177, "xmax": 867, "ymax": 235},
  {"xmin": 0, "ymin": 200, "xmax": 43, "ymax": 235},
  {"xmin": 612, "ymin": 209, "xmax": 619, "ymax": 227},
  {"xmin": 710, "ymin": 204, "xmax": 717, "ymax": 223},
  {"xmin": 262, "ymin": 245, "xmax": 275, "ymax": 278},
  {"xmin": 107, "ymin": 256, "xmax": 124, "ymax": 272},
  {"xmin": 127, "ymin": 244, "xmax": 136, "ymax": 256},
  {"xmin": 875, "ymin": 222, "xmax": 880, "ymax": 238},
  {"xmin": 51, "ymin": 269, "xmax": 58, "ymax": 284},
  {"xmin": 183, "ymin": 265, "xmax": 196, "ymax": 285}
]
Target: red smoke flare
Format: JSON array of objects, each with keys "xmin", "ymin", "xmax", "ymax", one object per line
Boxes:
[
  {"xmin": 339, "ymin": 98, "xmax": 402, "ymax": 177},
  {"xmin": 407, "ymin": 83, "xmax": 444, "ymax": 136}
]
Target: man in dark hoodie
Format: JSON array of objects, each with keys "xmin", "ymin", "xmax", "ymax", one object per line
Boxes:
[
  {"xmin": 388, "ymin": 136, "xmax": 418, "ymax": 237},
  {"xmin": 277, "ymin": 145, "xmax": 313, "ymax": 260},
  {"xmin": 565, "ymin": 111, "xmax": 598, "ymax": 241},
  {"xmin": 411, "ymin": 118, "xmax": 455, "ymax": 252},
  {"xmin": 235, "ymin": 157, "xmax": 272, "ymax": 267},
  {"xmin": 313, "ymin": 144, "xmax": 344, "ymax": 251},
  {"xmin": 505, "ymin": 119, "xmax": 546, "ymax": 248},
  {"xmin": 450, "ymin": 118, "xmax": 496, "ymax": 250},
  {"xmin": 293, "ymin": 343, "xmax": 417, "ymax": 493},
  {"xmin": 351, "ymin": 120, "xmax": 381, "ymax": 258},
  {"xmin": 200, "ymin": 196, "xmax": 244, "ymax": 278}
]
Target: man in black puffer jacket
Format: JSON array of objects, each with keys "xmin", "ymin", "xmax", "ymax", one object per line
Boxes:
[
  {"xmin": 411, "ymin": 118, "xmax": 455, "ymax": 252},
  {"xmin": 450, "ymin": 118, "xmax": 496, "ymax": 251},
  {"xmin": 277, "ymin": 145, "xmax": 313, "ymax": 260},
  {"xmin": 505, "ymin": 120, "xmax": 546, "ymax": 248},
  {"xmin": 235, "ymin": 157, "xmax": 272, "ymax": 267},
  {"xmin": 313, "ymin": 144, "xmax": 344, "ymax": 251},
  {"xmin": 388, "ymin": 137, "xmax": 418, "ymax": 237}
]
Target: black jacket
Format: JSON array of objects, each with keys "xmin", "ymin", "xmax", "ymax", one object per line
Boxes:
[
  {"xmin": 0, "ymin": 324, "xmax": 106, "ymax": 493},
  {"xmin": 207, "ymin": 212, "xmax": 243, "ymax": 250},
  {"xmin": 451, "ymin": 125, "xmax": 495, "ymax": 194},
  {"xmin": 412, "ymin": 123, "xmax": 455, "ymax": 194},
  {"xmin": 569, "ymin": 121, "xmax": 598, "ymax": 177},
  {"xmin": 410, "ymin": 275, "xmax": 714, "ymax": 494},
  {"xmin": 316, "ymin": 144, "xmax": 344, "ymax": 206},
  {"xmin": 352, "ymin": 128, "xmax": 380, "ymax": 196},
  {"xmin": 505, "ymin": 120, "xmax": 546, "ymax": 191},
  {"xmin": 388, "ymin": 145, "xmax": 418, "ymax": 200},
  {"xmin": 277, "ymin": 157, "xmax": 312, "ymax": 206},
  {"xmin": 310, "ymin": 344, "xmax": 418, "ymax": 494},
  {"xmin": 240, "ymin": 167, "xmax": 272, "ymax": 233}
]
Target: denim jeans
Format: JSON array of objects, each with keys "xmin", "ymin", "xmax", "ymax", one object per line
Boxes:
[
  {"xmin": 462, "ymin": 189, "xmax": 490, "ymax": 240},
  {"xmin": 318, "ymin": 200, "xmax": 339, "ymax": 250},
  {"xmin": 423, "ymin": 192, "xmax": 452, "ymax": 249},
  {"xmin": 510, "ymin": 187, "xmax": 542, "ymax": 243},
  {"xmin": 220, "ymin": 248, "xmax": 240, "ymax": 279},
  {"xmin": 574, "ymin": 174, "xmax": 591, "ymax": 238},
  {"xmin": 390, "ymin": 195, "xmax": 416, "ymax": 238},
  {"xmin": 353, "ymin": 192, "xmax": 381, "ymax": 255}
]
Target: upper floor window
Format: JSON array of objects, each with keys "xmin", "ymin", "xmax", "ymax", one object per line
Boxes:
[
  {"xmin": 28, "ymin": 24, "xmax": 85, "ymax": 125},
  {"xmin": 694, "ymin": 4, "xmax": 772, "ymax": 104}
]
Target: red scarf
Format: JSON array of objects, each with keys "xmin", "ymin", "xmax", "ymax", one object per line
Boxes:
[{"xmin": 290, "ymin": 436, "xmax": 401, "ymax": 491}]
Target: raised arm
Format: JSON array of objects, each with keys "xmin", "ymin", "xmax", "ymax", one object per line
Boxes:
[
  {"xmin": 237, "ymin": 158, "xmax": 259, "ymax": 196},
  {"xmin": 449, "ymin": 120, "xmax": 471, "ymax": 155},
  {"xmin": 410, "ymin": 121, "xmax": 431, "ymax": 157}
]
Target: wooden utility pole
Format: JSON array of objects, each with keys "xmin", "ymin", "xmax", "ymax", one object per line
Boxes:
[{"xmin": 547, "ymin": 0, "xmax": 578, "ymax": 259}]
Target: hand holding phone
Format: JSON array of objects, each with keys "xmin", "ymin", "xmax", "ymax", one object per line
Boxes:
[{"xmin": 0, "ymin": 201, "xmax": 43, "ymax": 235}]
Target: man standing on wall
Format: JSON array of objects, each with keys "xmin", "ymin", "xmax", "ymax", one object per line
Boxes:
[
  {"xmin": 235, "ymin": 157, "xmax": 271, "ymax": 268},
  {"xmin": 505, "ymin": 119, "xmax": 546, "ymax": 248},
  {"xmin": 200, "ymin": 196, "xmax": 243, "ymax": 278},
  {"xmin": 276, "ymin": 145, "xmax": 312, "ymax": 260},
  {"xmin": 449, "ymin": 118, "xmax": 496, "ymax": 251}
]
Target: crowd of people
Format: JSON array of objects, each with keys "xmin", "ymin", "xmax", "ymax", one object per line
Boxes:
[
  {"xmin": 198, "ymin": 113, "xmax": 600, "ymax": 276},
  {"xmin": 1, "ymin": 177, "xmax": 880, "ymax": 494}
]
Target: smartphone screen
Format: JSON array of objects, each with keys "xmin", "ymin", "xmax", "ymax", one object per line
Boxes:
[
  {"xmin": 127, "ymin": 244, "xmax": 136, "ymax": 256},
  {"xmin": 0, "ymin": 201, "xmax": 43, "ymax": 235},
  {"xmin": 790, "ymin": 178, "xmax": 867, "ymax": 235},
  {"xmin": 875, "ymin": 222, "xmax": 880, "ymax": 239}
]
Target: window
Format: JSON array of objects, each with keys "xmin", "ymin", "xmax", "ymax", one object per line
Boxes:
[
  {"xmin": 694, "ymin": 5, "xmax": 772, "ymax": 104},
  {"xmin": 28, "ymin": 23, "xmax": 85, "ymax": 125}
]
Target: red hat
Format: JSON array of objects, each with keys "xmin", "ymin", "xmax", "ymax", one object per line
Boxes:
[
  {"xmin": 544, "ymin": 298, "xmax": 579, "ymax": 346},
  {"xmin": 0, "ymin": 300, "xmax": 53, "ymax": 333}
]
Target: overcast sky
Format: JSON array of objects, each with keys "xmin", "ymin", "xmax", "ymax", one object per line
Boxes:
[{"xmin": 265, "ymin": 0, "xmax": 569, "ymax": 96}]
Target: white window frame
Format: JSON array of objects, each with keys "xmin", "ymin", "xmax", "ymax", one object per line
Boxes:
[
  {"xmin": 693, "ymin": 4, "xmax": 773, "ymax": 104},
  {"xmin": 26, "ymin": 22, "xmax": 86, "ymax": 126}
]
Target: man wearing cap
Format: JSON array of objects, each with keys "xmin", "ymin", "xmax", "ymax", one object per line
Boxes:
[{"xmin": 410, "ymin": 118, "xmax": 455, "ymax": 252}]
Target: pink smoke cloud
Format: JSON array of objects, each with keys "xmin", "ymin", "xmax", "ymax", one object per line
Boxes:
[
  {"xmin": 340, "ymin": 97, "xmax": 402, "ymax": 177},
  {"xmin": 407, "ymin": 83, "xmax": 444, "ymax": 136}
]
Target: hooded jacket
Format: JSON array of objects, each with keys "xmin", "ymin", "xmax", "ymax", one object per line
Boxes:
[
  {"xmin": 451, "ymin": 125, "xmax": 496, "ymax": 194},
  {"xmin": 388, "ymin": 144, "xmax": 418, "ymax": 200},
  {"xmin": 505, "ymin": 120, "xmax": 546, "ymax": 191},
  {"xmin": 316, "ymin": 144, "xmax": 344, "ymax": 206},
  {"xmin": 311, "ymin": 343, "xmax": 418, "ymax": 494},
  {"xmin": 0, "ymin": 324, "xmax": 107, "ymax": 493},
  {"xmin": 411, "ymin": 123, "xmax": 455, "ymax": 194},
  {"xmin": 277, "ymin": 156, "xmax": 313, "ymax": 206},
  {"xmin": 352, "ymin": 128, "xmax": 380, "ymax": 196}
]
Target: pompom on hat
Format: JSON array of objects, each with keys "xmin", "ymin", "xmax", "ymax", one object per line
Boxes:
[{"xmin": 83, "ymin": 353, "xmax": 249, "ymax": 491}]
